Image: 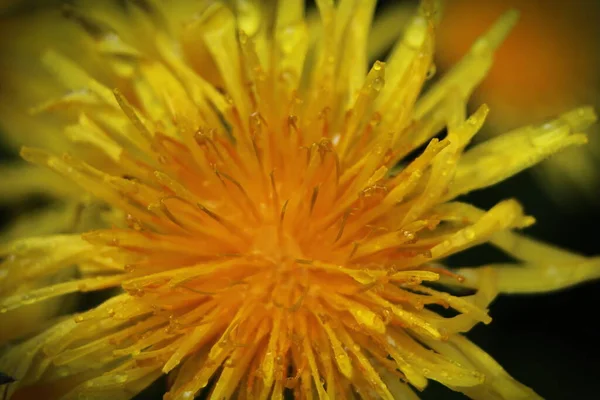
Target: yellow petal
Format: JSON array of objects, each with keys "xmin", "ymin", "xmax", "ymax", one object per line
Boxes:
[{"xmin": 448, "ymin": 107, "xmax": 596, "ymax": 199}]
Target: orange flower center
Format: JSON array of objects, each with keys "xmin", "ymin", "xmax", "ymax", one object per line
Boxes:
[{"xmin": 251, "ymin": 225, "xmax": 303, "ymax": 265}]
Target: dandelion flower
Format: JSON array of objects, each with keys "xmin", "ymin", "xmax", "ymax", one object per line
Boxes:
[{"xmin": 0, "ymin": 1, "xmax": 599, "ymax": 399}]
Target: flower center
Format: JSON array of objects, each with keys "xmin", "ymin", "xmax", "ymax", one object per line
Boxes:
[{"xmin": 250, "ymin": 225, "xmax": 303, "ymax": 265}]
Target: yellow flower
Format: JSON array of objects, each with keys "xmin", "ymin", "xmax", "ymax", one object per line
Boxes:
[{"xmin": 0, "ymin": 1, "xmax": 598, "ymax": 399}]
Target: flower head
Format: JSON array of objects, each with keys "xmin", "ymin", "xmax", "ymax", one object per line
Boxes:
[{"xmin": 0, "ymin": 1, "xmax": 598, "ymax": 399}]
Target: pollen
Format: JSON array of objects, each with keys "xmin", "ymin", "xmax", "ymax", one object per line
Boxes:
[{"xmin": 0, "ymin": 1, "xmax": 598, "ymax": 400}]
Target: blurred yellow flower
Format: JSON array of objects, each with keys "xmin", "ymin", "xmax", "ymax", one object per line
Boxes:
[{"xmin": 0, "ymin": 1, "xmax": 599, "ymax": 399}]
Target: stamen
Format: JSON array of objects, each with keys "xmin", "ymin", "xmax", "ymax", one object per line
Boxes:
[
  {"xmin": 280, "ymin": 200, "xmax": 289, "ymax": 225},
  {"xmin": 270, "ymin": 170, "xmax": 281, "ymax": 214},
  {"xmin": 334, "ymin": 210, "xmax": 351, "ymax": 243},
  {"xmin": 113, "ymin": 89, "xmax": 153, "ymax": 142},
  {"xmin": 215, "ymin": 169, "xmax": 261, "ymax": 222},
  {"xmin": 158, "ymin": 197, "xmax": 190, "ymax": 232},
  {"xmin": 309, "ymin": 186, "xmax": 320, "ymax": 215}
]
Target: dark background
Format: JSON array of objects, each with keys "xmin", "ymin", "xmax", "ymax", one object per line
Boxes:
[{"xmin": 1, "ymin": 0, "xmax": 599, "ymax": 399}]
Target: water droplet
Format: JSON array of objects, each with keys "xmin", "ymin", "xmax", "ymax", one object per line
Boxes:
[
  {"xmin": 531, "ymin": 120, "xmax": 569, "ymax": 147},
  {"xmin": 402, "ymin": 230, "xmax": 415, "ymax": 241},
  {"xmin": 466, "ymin": 116, "xmax": 478, "ymax": 126},
  {"xmin": 541, "ymin": 121, "xmax": 557, "ymax": 131},
  {"xmin": 277, "ymin": 25, "xmax": 301, "ymax": 55},
  {"xmin": 20, "ymin": 294, "xmax": 35, "ymax": 305},
  {"xmin": 331, "ymin": 133, "xmax": 341, "ymax": 146},
  {"xmin": 371, "ymin": 77, "xmax": 384, "ymax": 92},
  {"xmin": 224, "ymin": 358, "xmax": 235, "ymax": 368},
  {"xmin": 115, "ymin": 373, "xmax": 128, "ymax": 383},
  {"xmin": 463, "ymin": 228, "xmax": 476, "ymax": 240}
]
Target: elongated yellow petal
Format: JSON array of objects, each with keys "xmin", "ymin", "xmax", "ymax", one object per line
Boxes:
[{"xmin": 448, "ymin": 107, "xmax": 596, "ymax": 198}]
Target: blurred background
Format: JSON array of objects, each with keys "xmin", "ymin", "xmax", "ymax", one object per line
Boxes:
[{"xmin": 1, "ymin": 0, "xmax": 599, "ymax": 399}]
